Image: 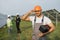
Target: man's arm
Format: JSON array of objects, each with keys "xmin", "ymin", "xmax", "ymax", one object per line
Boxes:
[
  {"xmin": 39, "ymin": 22, "xmax": 55, "ymax": 37},
  {"xmin": 47, "ymin": 22, "xmax": 55, "ymax": 33},
  {"xmin": 21, "ymin": 10, "xmax": 33, "ymax": 21}
]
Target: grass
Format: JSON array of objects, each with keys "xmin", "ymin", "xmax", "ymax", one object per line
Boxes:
[{"xmin": 0, "ymin": 20, "xmax": 60, "ymax": 40}]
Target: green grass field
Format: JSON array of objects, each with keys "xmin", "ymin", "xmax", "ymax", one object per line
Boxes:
[{"xmin": 0, "ymin": 20, "xmax": 60, "ymax": 40}]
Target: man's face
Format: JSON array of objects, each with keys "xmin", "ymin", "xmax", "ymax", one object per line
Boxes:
[{"xmin": 34, "ymin": 10, "xmax": 42, "ymax": 17}]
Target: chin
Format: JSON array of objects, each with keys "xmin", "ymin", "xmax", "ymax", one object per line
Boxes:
[{"xmin": 36, "ymin": 15, "xmax": 39, "ymax": 17}]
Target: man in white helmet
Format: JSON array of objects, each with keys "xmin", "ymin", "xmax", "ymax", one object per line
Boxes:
[{"xmin": 7, "ymin": 15, "xmax": 12, "ymax": 33}]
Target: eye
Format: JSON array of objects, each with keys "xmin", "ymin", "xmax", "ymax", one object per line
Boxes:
[{"xmin": 34, "ymin": 10, "xmax": 40, "ymax": 12}]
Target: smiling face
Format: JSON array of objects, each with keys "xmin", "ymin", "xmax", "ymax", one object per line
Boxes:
[
  {"xmin": 34, "ymin": 6, "xmax": 42, "ymax": 17},
  {"xmin": 34, "ymin": 10, "xmax": 42, "ymax": 17}
]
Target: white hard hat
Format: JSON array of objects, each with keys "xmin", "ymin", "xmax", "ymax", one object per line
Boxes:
[
  {"xmin": 16, "ymin": 13, "xmax": 19, "ymax": 15},
  {"xmin": 8, "ymin": 15, "xmax": 10, "ymax": 17}
]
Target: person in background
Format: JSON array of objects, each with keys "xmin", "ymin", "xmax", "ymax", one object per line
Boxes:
[
  {"xmin": 7, "ymin": 15, "xmax": 12, "ymax": 33},
  {"xmin": 16, "ymin": 13, "xmax": 21, "ymax": 33},
  {"xmin": 21, "ymin": 5, "xmax": 55, "ymax": 40}
]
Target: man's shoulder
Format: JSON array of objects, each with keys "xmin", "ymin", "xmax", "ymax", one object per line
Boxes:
[
  {"xmin": 29, "ymin": 16, "xmax": 35, "ymax": 21},
  {"xmin": 29, "ymin": 16, "xmax": 35, "ymax": 18},
  {"xmin": 44, "ymin": 16, "xmax": 51, "ymax": 21},
  {"xmin": 44, "ymin": 16, "xmax": 49, "ymax": 19}
]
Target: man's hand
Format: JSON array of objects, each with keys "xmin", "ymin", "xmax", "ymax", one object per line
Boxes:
[
  {"xmin": 38, "ymin": 32, "xmax": 44, "ymax": 37},
  {"xmin": 38, "ymin": 31, "xmax": 50, "ymax": 37},
  {"xmin": 38, "ymin": 32, "xmax": 48, "ymax": 37}
]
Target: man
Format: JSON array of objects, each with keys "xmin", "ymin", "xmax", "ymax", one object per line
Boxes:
[
  {"xmin": 16, "ymin": 14, "xmax": 21, "ymax": 33},
  {"xmin": 21, "ymin": 5, "xmax": 55, "ymax": 40},
  {"xmin": 7, "ymin": 15, "xmax": 12, "ymax": 33}
]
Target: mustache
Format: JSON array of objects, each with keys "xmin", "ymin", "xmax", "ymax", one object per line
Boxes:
[{"xmin": 35, "ymin": 13, "xmax": 42, "ymax": 17}]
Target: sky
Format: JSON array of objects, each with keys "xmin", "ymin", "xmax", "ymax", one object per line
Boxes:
[{"xmin": 0, "ymin": 0, "xmax": 60, "ymax": 15}]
